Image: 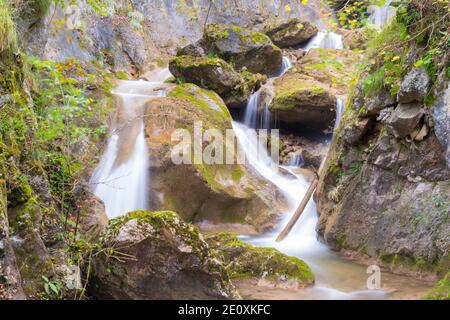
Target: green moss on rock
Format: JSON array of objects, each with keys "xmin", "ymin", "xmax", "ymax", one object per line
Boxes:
[{"xmin": 206, "ymin": 232, "xmax": 315, "ymax": 286}]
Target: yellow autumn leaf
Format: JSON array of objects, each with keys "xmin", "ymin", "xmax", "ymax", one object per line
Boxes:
[
  {"xmin": 284, "ymin": 4, "xmax": 291, "ymax": 13},
  {"xmin": 301, "ymin": 0, "xmax": 308, "ymax": 5},
  {"xmin": 392, "ymin": 56, "xmax": 400, "ymax": 62}
]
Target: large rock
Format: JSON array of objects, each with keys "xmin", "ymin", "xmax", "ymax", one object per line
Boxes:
[
  {"xmin": 145, "ymin": 84, "xmax": 283, "ymax": 232},
  {"xmin": 269, "ymin": 72, "xmax": 337, "ymax": 130},
  {"xmin": 295, "ymin": 48, "xmax": 361, "ymax": 95},
  {"xmin": 168, "ymin": 55, "xmax": 265, "ymax": 108},
  {"xmin": 384, "ymin": 103, "xmax": 423, "ymax": 138},
  {"xmin": 264, "ymin": 18, "xmax": 318, "ymax": 48},
  {"xmin": 193, "ymin": 23, "xmax": 283, "ymax": 75},
  {"xmin": 206, "ymin": 232, "xmax": 314, "ymax": 288},
  {"xmin": 397, "ymin": 67, "xmax": 430, "ymax": 103},
  {"xmin": 92, "ymin": 211, "xmax": 240, "ymax": 299}
]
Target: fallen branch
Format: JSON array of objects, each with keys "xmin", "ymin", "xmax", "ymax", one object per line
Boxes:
[{"xmin": 275, "ymin": 177, "xmax": 319, "ymax": 242}]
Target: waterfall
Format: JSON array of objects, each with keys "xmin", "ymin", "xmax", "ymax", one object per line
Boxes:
[
  {"xmin": 90, "ymin": 72, "xmax": 170, "ymax": 219},
  {"xmin": 289, "ymin": 153, "xmax": 304, "ymax": 167},
  {"xmin": 367, "ymin": 0, "xmax": 396, "ymax": 29},
  {"xmin": 243, "ymin": 57, "xmax": 292, "ymax": 129},
  {"xmin": 334, "ymin": 98, "xmax": 345, "ymax": 132},
  {"xmin": 304, "ymin": 31, "xmax": 343, "ymax": 51}
]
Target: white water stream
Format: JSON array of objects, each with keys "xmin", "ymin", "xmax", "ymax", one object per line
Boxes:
[
  {"xmin": 367, "ymin": 0, "xmax": 396, "ymax": 29},
  {"xmin": 90, "ymin": 69, "xmax": 171, "ymax": 219}
]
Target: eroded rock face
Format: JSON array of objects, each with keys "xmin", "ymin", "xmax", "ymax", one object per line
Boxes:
[
  {"xmin": 316, "ymin": 65, "xmax": 450, "ymax": 276},
  {"xmin": 92, "ymin": 211, "xmax": 240, "ymax": 300},
  {"xmin": 168, "ymin": 55, "xmax": 265, "ymax": 108},
  {"xmin": 269, "ymin": 72, "xmax": 337, "ymax": 130},
  {"xmin": 264, "ymin": 18, "xmax": 318, "ymax": 48},
  {"xmin": 397, "ymin": 67, "xmax": 430, "ymax": 104},
  {"xmin": 206, "ymin": 232, "xmax": 314, "ymax": 288},
  {"xmin": 145, "ymin": 84, "xmax": 283, "ymax": 232}
]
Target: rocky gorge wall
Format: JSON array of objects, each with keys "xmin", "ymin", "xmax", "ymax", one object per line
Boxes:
[{"xmin": 316, "ymin": 1, "xmax": 450, "ymax": 279}]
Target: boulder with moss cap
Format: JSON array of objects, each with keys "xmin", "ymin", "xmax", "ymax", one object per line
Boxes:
[
  {"xmin": 178, "ymin": 23, "xmax": 283, "ymax": 76},
  {"xmin": 205, "ymin": 232, "xmax": 315, "ymax": 288},
  {"xmin": 269, "ymin": 72, "xmax": 337, "ymax": 130},
  {"xmin": 145, "ymin": 84, "xmax": 283, "ymax": 232},
  {"xmin": 92, "ymin": 210, "xmax": 241, "ymax": 300},
  {"xmin": 264, "ymin": 18, "xmax": 318, "ymax": 48},
  {"xmin": 169, "ymin": 55, "xmax": 265, "ymax": 108}
]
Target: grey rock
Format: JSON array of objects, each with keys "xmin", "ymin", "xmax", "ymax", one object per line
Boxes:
[
  {"xmin": 385, "ymin": 103, "xmax": 423, "ymax": 138},
  {"xmin": 264, "ymin": 18, "xmax": 318, "ymax": 48},
  {"xmin": 397, "ymin": 67, "xmax": 430, "ymax": 103},
  {"xmin": 432, "ymin": 82, "xmax": 450, "ymax": 168},
  {"xmin": 92, "ymin": 211, "xmax": 240, "ymax": 300},
  {"xmin": 342, "ymin": 118, "xmax": 372, "ymax": 145}
]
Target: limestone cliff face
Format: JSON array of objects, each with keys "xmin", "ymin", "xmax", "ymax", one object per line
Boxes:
[
  {"xmin": 20, "ymin": 0, "xmax": 331, "ymax": 75},
  {"xmin": 315, "ymin": 4, "xmax": 450, "ymax": 276}
]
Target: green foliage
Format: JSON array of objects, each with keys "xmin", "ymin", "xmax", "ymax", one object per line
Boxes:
[
  {"xmin": 423, "ymin": 272, "xmax": 450, "ymax": 300},
  {"xmin": 41, "ymin": 275, "xmax": 62, "ymax": 299},
  {"xmin": 25, "ymin": 56, "xmax": 111, "ymax": 210},
  {"xmin": 0, "ymin": 0, "xmax": 17, "ymax": 54}
]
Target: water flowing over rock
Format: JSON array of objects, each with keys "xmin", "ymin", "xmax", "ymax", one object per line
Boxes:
[
  {"xmin": 145, "ymin": 84, "xmax": 282, "ymax": 232},
  {"xmin": 92, "ymin": 211, "xmax": 240, "ymax": 300},
  {"xmin": 264, "ymin": 18, "xmax": 318, "ymax": 48}
]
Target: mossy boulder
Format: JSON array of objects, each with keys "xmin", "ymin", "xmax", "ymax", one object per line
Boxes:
[
  {"xmin": 145, "ymin": 84, "xmax": 282, "ymax": 232},
  {"xmin": 206, "ymin": 232, "xmax": 314, "ymax": 288},
  {"xmin": 295, "ymin": 48, "xmax": 361, "ymax": 95},
  {"xmin": 168, "ymin": 55, "xmax": 265, "ymax": 108},
  {"xmin": 92, "ymin": 210, "xmax": 240, "ymax": 299},
  {"xmin": 180, "ymin": 23, "xmax": 283, "ymax": 76},
  {"xmin": 423, "ymin": 272, "xmax": 450, "ymax": 300},
  {"xmin": 269, "ymin": 72, "xmax": 337, "ymax": 130},
  {"xmin": 264, "ymin": 18, "xmax": 318, "ymax": 48}
]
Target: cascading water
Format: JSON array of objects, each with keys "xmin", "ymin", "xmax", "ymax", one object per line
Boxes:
[
  {"xmin": 334, "ymin": 98, "xmax": 345, "ymax": 132},
  {"xmin": 243, "ymin": 57, "xmax": 292, "ymax": 129},
  {"xmin": 234, "ymin": 33, "xmax": 430, "ymax": 298},
  {"xmin": 90, "ymin": 69, "xmax": 171, "ymax": 219},
  {"xmin": 304, "ymin": 31, "xmax": 343, "ymax": 51},
  {"xmin": 367, "ymin": 0, "xmax": 396, "ymax": 29}
]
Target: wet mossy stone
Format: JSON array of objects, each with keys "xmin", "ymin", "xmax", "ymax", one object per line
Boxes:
[
  {"xmin": 168, "ymin": 56, "xmax": 264, "ymax": 108},
  {"xmin": 189, "ymin": 23, "xmax": 283, "ymax": 76},
  {"xmin": 93, "ymin": 211, "xmax": 240, "ymax": 300},
  {"xmin": 264, "ymin": 18, "xmax": 318, "ymax": 48},
  {"xmin": 205, "ymin": 232, "xmax": 315, "ymax": 287}
]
